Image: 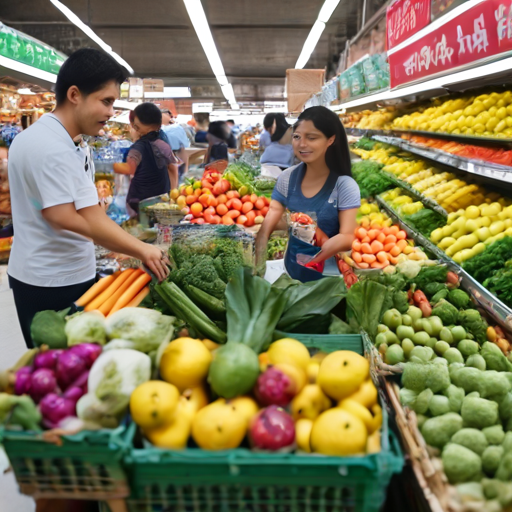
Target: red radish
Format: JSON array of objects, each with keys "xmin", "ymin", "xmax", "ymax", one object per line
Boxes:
[
  {"xmin": 249, "ymin": 405, "xmax": 295, "ymax": 451},
  {"xmin": 254, "ymin": 366, "xmax": 297, "ymax": 407}
]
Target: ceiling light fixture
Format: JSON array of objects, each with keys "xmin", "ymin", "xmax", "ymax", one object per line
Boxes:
[
  {"xmin": 144, "ymin": 87, "xmax": 191, "ymax": 98},
  {"xmin": 295, "ymin": 0, "xmax": 340, "ymax": 69},
  {"xmin": 49, "ymin": 0, "xmax": 134, "ymax": 74},
  {"xmin": 0, "ymin": 55, "xmax": 57, "ymax": 83},
  {"xmin": 183, "ymin": 0, "xmax": 237, "ymax": 104}
]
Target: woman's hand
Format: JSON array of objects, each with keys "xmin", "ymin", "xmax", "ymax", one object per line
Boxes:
[{"xmin": 139, "ymin": 245, "xmax": 170, "ymax": 282}]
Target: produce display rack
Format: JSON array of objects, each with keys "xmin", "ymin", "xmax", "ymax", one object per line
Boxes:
[
  {"xmin": 373, "ymin": 135, "xmax": 512, "ymax": 186},
  {"xmin": 375, "ymin": 196, "xmax": 512, "ymax": 334}
]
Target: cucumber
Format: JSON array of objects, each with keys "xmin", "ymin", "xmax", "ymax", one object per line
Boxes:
[{"xmin": 185, "ymin": 284, "xmax": 226, "ymax": 316}]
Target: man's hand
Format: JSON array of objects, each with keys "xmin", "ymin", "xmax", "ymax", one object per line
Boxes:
[{"xmin": 139, "ymin": 244, "xmax": 170, "ymax": 282}]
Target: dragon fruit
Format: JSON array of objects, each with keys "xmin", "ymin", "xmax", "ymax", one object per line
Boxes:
[
  {"xmin": 254, "ymin": 366, "xmax": 296, "ymax": 407},
  {"xmin": 249, "ymin": 405, "xmax": 296, "ymax": 451}
]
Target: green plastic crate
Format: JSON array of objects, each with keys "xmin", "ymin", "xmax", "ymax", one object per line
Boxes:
[
  {"xmin": 0, "ymin": 423, "xmax": 135, "ymax": 500},
  {"xmin": 272, "ymin": 332, "xmax": 364, "ymax": 356},
  {"xmin": 124, "ymin": 335, "xmax": 402, "ymax": 511}
]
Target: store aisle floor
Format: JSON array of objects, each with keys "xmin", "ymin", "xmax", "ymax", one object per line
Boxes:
[{"xmin": 0, "ymin": 267, "xmax": 36, "ymax": 512}]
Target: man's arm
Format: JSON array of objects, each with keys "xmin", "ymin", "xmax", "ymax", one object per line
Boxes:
[
  {"xmin": 168, "ymin": 163, "xmax": 179, "ymax": 190},
  {"xmin": 42, "ymin": 203, "xmax": 169, "ymax": 281}
]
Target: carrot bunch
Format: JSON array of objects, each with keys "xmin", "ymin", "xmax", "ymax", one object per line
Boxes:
[
  {"xmin": 76, "ymin": 268, "xmax": 151, "ymax": 317},
  {"xmin": 351, "ymin": 224, "xmax": 411, "ymax": 269}
]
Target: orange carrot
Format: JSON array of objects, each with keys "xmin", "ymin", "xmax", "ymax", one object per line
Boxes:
[
  {"xmin": 361, "ymin": 236, "xmax": 371, "ymax": 244},
  {"xmin": 396, "ymin": 230, "xmax": 407, "ymax": 240},
  {"xmin": 384, "ymin": 234, "xmax": 397, "ymax": 245},
  {"xmin": 362, "ymin": 253, "xmax": 376, "ymax": 264},
  {"xmin": 376, "ymin": 232, "xmax": 386, "ymax": 244},
  {"xmin": 371, "ymin": 261, "xmax": 389, "ymax": 269},
  {"xmin": 98, "ymin": 269, "xmax": 143, "ymax": 316},
  {"xmin": 352, "ymin": 240, "xmax": 361, "ymax": 252},
  {"xmin": 355, "ymin": 227, "xmax": 367, "ymax": 240},
  {"xmin": 396, "ymin": 239, "xmax": 408, "ymax": 251},
  {"xmin": 370, "ymin": 240, "xmax": 384, "ymax": 254},
  {"xmin": 376, "ymin": 251, "xmax": 389, "ymax": 263},
  {"xmin": 383, "ymin": 242, "xmax": 395, "ymax": 252},
  {"xmin": 390, "ymin": 245, "xmax": 402, "ymax": 257},
  {"xmin": 108, "ymin": 272, "xmax": 152, "ymax": 316},
  {"xmin": 76, "ymin": 273, "xmax": 119, "ymax": 307},
  {"xmin": 361, "ymin": 243, "xmax": 373, "ymax": 254},
  {"xmin": 352, "ymin": 251, "xmax": 363, "ymax": 263},
  {"xmin": 367, "ymin": 229, "xmax": 379, "ymax": 241},
  {"xmin": 357, "ymin": 262, "xmax": 370, "ymax": 269},
  {"xmin": 126, "ymin": 286, "xmax": 150, "ymax": 308},
  {"xmin": 84, "ymin": 270, "xmax": 136, "ymax": 311}
]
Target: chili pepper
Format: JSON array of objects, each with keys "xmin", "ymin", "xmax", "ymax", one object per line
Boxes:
[{"xmin": 413, "ymin": 290, "xmax": 428, "ymax": 305}]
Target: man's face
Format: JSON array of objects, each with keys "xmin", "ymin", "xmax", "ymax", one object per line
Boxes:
[{"xmin": 75, "ymin": 80, "xmax": 119, "ymax": 136}]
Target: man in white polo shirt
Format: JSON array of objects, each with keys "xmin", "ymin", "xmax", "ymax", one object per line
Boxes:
[{"xmin": 8, "ymin": 48, "xmax": 169, "ymax": 347}]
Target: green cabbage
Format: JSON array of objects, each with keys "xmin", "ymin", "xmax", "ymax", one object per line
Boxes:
[
  {"xmin": 105, "ymin": 307, "xmax": 174, "ymax": 353},
  {"xmin": 65, "ymin": 311, "xmax": 106, "ymax": 346}
]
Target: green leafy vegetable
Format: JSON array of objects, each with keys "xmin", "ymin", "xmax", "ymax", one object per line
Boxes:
[
  {"xmin": 226, "ymin": 267, "xmax": 287, "ymax": 353},
  {"xmin": 30, "ymin": 308, "xmax": 70, "ymax": 348},
  {"xmin": 404, "ymin": 208, "xmax": 446, "ymax": 238},
  {"xmin": 483, "ymin": 260, "xmax": 512, "ymax": 308},
  {"xmin": 447, "ymin": 289, "xmax": 471, "ymax": 309},
  {"xmin": 353, "ymin": 137, "xmax": 377, "ymax": 150},
  {"xmin": 458, "ymin": 309, "xmax": 488, "ymax": 345},
  {"xmin": 412, "ymin": 265, "xmax": 448, "ymax": 291},
  {"xmin": 351, "ymin": 160, "xmax": 394, "ymax": 199},
  {"xmin": 65, "ymin": 311, "xmax": 107, "ymax": 346},
  {"xmin": 463, "ymin": 236, "xmax": 512, "ymax": 284}
]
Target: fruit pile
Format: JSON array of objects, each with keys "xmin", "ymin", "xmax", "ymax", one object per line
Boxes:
[
  {"xmin": 407, "ymin": 135, "xmax": 512, "ymax": 167},
  {"xmin": 171, "ymin": 172, "xmax": 269, "ymax": 227},
  {"xmin": 340, "ymin": 108, "xmax": 398, "ymax": 130},
  {"xmin": 130, "ymin": 338, "xmax": 382, "ymax": 456},
  {"xmin": 430, "ymin": 203, "xmax": 512, "ymax": 264},
  {"xmin": 392, "ymin": 91, "xmax": 512, "ymax": 139},
  {"xmin": 357, "ymin": 199, "xmax": 393, "ymax": 229}
]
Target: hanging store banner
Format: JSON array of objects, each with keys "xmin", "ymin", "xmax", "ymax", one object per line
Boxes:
[
  {"xmin": 386, "ymin": 0, "xmax": 432, "ymax": 50},
  {"xmin": 388, "ymin": 0, "xmax": 512, "ymax": 87}
]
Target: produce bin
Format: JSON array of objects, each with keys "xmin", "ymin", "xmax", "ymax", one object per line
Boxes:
[
  {"xmin": 124, "ymin": 335, "xmax": 403, "ymax": 512},
  {"xmin": 273, "ymin": 332, "xmax": 364, "ymax": 356},
  {"xmin": 0, "ymin": 422, "xmax": 135, "ymax": 500}
]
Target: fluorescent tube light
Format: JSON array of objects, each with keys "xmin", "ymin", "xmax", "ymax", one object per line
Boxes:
[
  {"xmin": 49, "ymin": 0, "xmax": 134, "ymax": 74},
  {"xmin": 296, "ymin": 0, "xmax": 340, "ymax": 69},
  {"xmin": 0, "ymin": 55, "xmax": 57, "ymax": 83},
  {"xmin": 221, "ymin": 83, "xmax": 236, "ymax": 104},
  {"xmin": 230, "ymin": 103, "xmax": 240, "ymax": 110},
  {"xmin": 144, "ymin": 87, "xmax": 191, "ymax": 98},
  {"xmin": 113, "ymin": 99, "xmax": 139, "ymax": 110},
  {"xmin": 183, "ymin": 0, "xmax": 237, "ymax": 103}
]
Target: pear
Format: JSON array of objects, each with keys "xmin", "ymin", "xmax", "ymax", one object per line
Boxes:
[{"xmin": 290, "ymin": 384, "xmax": 331, "ymax": 421}]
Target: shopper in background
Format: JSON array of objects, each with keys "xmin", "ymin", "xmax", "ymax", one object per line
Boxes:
[
  {"xmin": 114, "ymin": 103, "xmax": 179, "ymax": 215},
  {"xmin": 8, "ymin": 48, "xmax": 169, "ymax": 347},
  {"xmin": 194, "ymin": 112, "xmax": 210, "ymax": 143},
  {"xmin": 256, "ymin": 106, "xmax": 359, "ymax": 282},
  {"xmin": 206, "ymin": 121, "xmax": 231, "ymax": 163},
  {"xmin": 226, "ymin": 119, "xmax": 239, "ymax": 148},
  {"xmin": 260, "ymin": 113, "xmax": 295, "ymax": 169},
  {"xmin": 259, "ymin": 113, "xmax": 275, "ymax": 150},
  {"xmin": 161, "ymin": 108, "xmax": 190, "ymax": 155}
]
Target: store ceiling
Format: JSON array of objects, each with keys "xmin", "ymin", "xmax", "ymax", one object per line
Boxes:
[{"xmin": 0, "ymin": 0, "xmax": 366, "ymax": 106}]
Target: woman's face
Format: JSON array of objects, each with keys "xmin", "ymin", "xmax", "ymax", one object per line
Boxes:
[{"xmin": 292, "ymin": 120, "xmax": 335, "ymax": 165}]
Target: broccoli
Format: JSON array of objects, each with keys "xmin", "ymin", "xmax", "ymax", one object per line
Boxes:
[
  {"xmin": 432, "ymin": 299, "xmax": 459, "ymax": 325},
  {"xmin": 448, "ymin": 289, "xmax": 471, "ymax": 309},
  {"xmin": 424, "ymin": 282, "xmax": 448, "ymax": 298},
  {"xmin": 393, "ymin": 290, "xmax": 410, "ymax": 314},
  {"xmin": 30, "ymin": 308, "xmax": 70, "ymax": 348},
  {"xmin": 413, "ymin": 265, "xmax": 448, "ymax": 290},
  {"xmin": 458, "ymin": 309, "xmax": 488, "ymax": 345},
  {"xmin": 442, "ymin": 443, "xmax": 482, "ymax": 484},
  {"xmin": 431, "ymin": 288, "xmax": 449, "ymax": 303}
]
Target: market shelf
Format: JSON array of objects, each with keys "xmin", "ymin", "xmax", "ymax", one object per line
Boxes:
[
  {"xmin": 376, "ymin": 196, "xmax": 512, "ymax": 334},
  {"xmin": 373, "ymin": 135, "xmax": 512, "ymax": 186}
]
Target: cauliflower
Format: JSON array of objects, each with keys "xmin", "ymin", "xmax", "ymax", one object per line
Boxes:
[
  {"xmin": 442, "ymin": 385, "xmax": 465, "ymax": 413},
  {"xmin": 105, "ymin": 308, "xmax": 174, "ymax": 353},
  {"xmin": 461, "ymin": 396, "xmax": 499, "ymax": 429},
  {"xmin": 451, "ymin": 428, "xmax": 488, "ymax": 456},
  {"xmin": 421, "ymin": 412, "xmax": 463, "ymax": 449},
  {"xmin": 442, "ymin": 443, "xmax": 482, "ymax": 484},
  {"xmin": 483, "ymin": 425, "xmax": 505, "ymax": 446},
  {"xmin": 65, "ymin": 311, "xmax": 106, "ymax": 346},
  {"xmin": 482, "ymin": 446, "xmax": 504, "ymax": 476},
  {"xmin": 447, "ymin": 289, "xmax": 471, "ymax": 309},
  {"xmin": 432, "ymin": 299, "xmax": 459, "ymax": 325}
]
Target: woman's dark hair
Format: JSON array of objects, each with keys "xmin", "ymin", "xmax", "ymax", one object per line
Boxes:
[
  {"xmin": 55, "ymin": 48, "xmax": 127, "ymax": 105},
  {"xmin": 295, "ymin": 106, "xmax": 352, "ymax": 177},
  {"xmin": 208, "ymin": 121, "xmax": 231, "ymax": 142},
  {"xmin": 263, "ymin": 113, "xmax": 275, "ymax": 130},
  {"xmin": 271, "ymin": 113, "xmax": 291, "ymax": 142},
  {"xmin": 133, "ymin": 103, "xmax": 162, "ymax": 127}
]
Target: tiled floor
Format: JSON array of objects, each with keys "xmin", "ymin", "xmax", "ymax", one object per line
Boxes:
[{"xmin": 0, "ymin": 266, "xmax": 36, "ymax": 512}]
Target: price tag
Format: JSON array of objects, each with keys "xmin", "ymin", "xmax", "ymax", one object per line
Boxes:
[{"xmin": 467, "ymin": 162, "xmax": 475, "ymax": 174}]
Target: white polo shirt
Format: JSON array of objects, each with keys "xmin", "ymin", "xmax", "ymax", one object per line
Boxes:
[{"xmin": 8, "ymin": 114, "xmax": 99, "ymax": 287}]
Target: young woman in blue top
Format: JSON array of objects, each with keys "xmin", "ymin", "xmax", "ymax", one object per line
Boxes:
[
  {"xmin": 260, "ymin": 113, "xmax": 295, "ymax": 170},
  {"xmin": 256, "ymin": 106, "xmax": 360, "ymax": 282}
]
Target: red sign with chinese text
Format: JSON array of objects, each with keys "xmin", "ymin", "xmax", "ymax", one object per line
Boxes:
[
  {"xmin": 387, "ymin": 0, "xmax": 432, "ymax": 49},
  {"xmin": 388, "ymin": 0, "xmax": 512, "ymax": 88}
]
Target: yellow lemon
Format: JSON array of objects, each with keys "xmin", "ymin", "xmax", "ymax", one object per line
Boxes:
[
  {"xmin": 229, "ymin": 396, "xmax": 259, "ymax": 424},
  {"xmin": 268, "ymin": 338, "xmax": 311, "ymax": 371},
  {"xmin": 296, "ymin": 418, "xmax": 313, "ymax": 453},
  {"xmin": 317, "ymin": 351, "xmax": 369, "ymax": 401},
  {"xmin": 310, "ymin": 409, "xmax": 367, "ymax": 456},
  {"xmin": 291, "ymin": 384, "xmax": 332, "ymax": 421},
  {"xmin": 347, "ymin": 379, "xmax": 378, "ymax": 409},
  {"xmin": 160, "ymin": 338, "xmax": 212, "ymax": 391},
  {"xmin": 338, "ymin": 398, "xmax": 376, "ymax": 433}
]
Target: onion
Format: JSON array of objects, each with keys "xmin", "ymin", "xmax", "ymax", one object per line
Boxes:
[
  {"xmin": 56, "ymin": 351, "xmax": 87, "ymax": 391},
  {"xmin": 14, "ymin": 366, "xmax": 33, "ymax": 396},
  {"xmin": 69, "ymin": 344, "xmax": 102, "ymax": 369},
  {"xmin": 39, "ymin": 393, "xmax": 76, "ymax": 425},
  {"xmin": 29, "ymin": 368, "xmax": 57, "ymax": 403},
  {"xmin": 33, "ymin": 350, "xmax": 63, "ymax": 371},
  {"xmin": 68, "ymin": 370, "xmax": 89, "ymax": 394},
  {"xmin": 63, "ymin": 386, "xmax": 84, "ymax": 404},
  {"xmin": 249, "ymin": 405, "xmax": 295, "ymax": 451}
]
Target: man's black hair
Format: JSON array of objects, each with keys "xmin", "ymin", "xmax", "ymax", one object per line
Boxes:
[
  {"xmin": 55, "ymin": 48, "xmax": 128, "ymax": 105},
  {"xmin": 263, "ymin": 113, "xmax": 275, "ymax": 131},
  {"xmin": 271, "ymin": 113, "xmax": 290, "ymax": 142},
  {"xmin": 133, "ymin": 103, "xmax": 162, "ymax": 126},
  {"xmin": 226, "ymin": 119, "xmax": 235, "ymax": 124}
]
